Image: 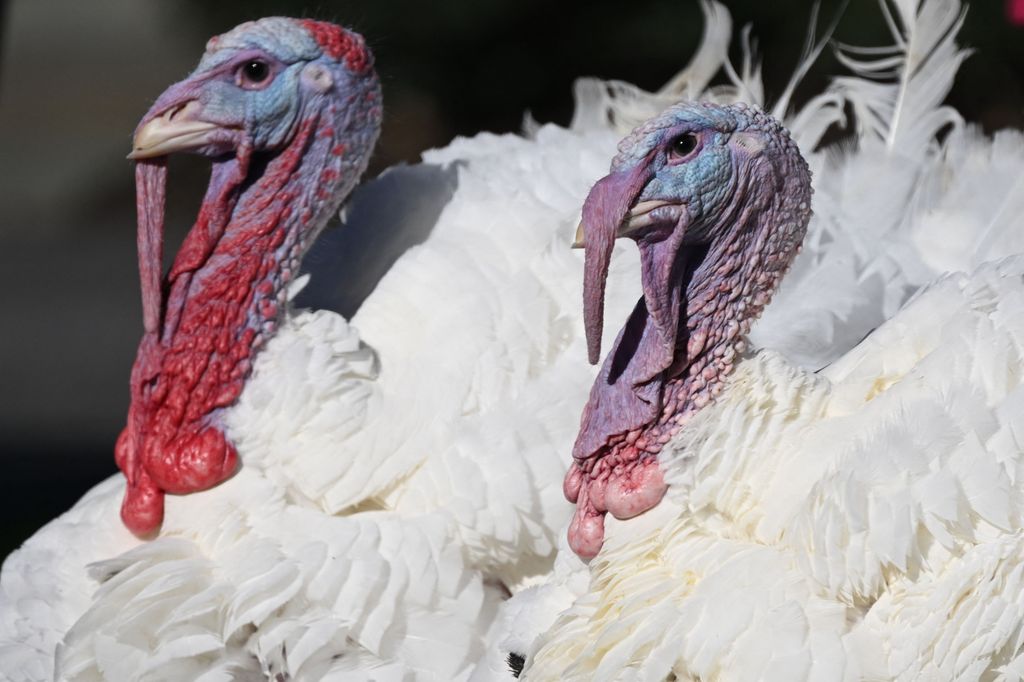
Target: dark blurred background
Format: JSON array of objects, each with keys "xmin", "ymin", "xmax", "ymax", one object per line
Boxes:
[{"xmin": 0, "ymin": 0, "xmax": 1021, "ymax": 559}]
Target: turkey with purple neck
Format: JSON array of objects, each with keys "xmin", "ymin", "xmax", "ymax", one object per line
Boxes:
[
  {"xmin": 117, "ymin": 18, "xmax": 381, "ymax": 536},
  {"xmin": 565, "ymin": 102, "xmax": 812, "ymax": 559}
]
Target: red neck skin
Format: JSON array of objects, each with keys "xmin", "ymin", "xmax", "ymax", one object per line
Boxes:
[
  {"xmin": 115, "ymin": 106, "xmax": 362, "ymax": 536},
  {"xmin": 564, "ymin": 157, "xmax": 810, "ymax": 559}
]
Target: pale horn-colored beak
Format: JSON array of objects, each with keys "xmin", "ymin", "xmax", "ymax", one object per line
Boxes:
[
  {"xmin": 571, "ymin": 200, "xmax": 675, "ymax": 249},
  {"xmin": 128, "ymin": 101, "xmax": 224, "ymax": 160},
  {"xmin": 571, "ymin": 221, "xmax": 586, "ymax": 249}
]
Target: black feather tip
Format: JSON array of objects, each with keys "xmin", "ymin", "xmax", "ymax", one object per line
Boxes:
[{"xmin": 506, "ymin": 651, "xmax": 525, "ymax": 678}]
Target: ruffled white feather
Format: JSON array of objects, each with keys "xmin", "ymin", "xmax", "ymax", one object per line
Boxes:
[
  {"xmin": 480, "ymin": 0, "xmax": 1024, "ymax": 678},
  {"xmin": 5, "ymin": 0, "xmax": 1024, "ymax": 680},
  {"xmin": 518, "ymin": 258, "xmax": 1024, "ymax": 681}
]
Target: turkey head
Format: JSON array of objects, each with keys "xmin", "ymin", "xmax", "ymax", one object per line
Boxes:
[
  {"xmin": 565, "ymin": 103, "xmax": 812, "ymax": 558},
  {"xmin": 116, "ymin": 18, "xmax": 382, "ymax": 536}
]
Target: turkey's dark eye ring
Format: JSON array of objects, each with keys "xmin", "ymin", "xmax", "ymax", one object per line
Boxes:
[
  {"xmin": 668, "ymin": 133, "xmax": 699, "ymax": 161},
  {"xmin": 237, "ymin": 60, "xmax": 272, "ymax": 89}
]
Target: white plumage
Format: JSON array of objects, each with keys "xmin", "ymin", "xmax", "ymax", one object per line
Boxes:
[
  {"xmin": 1, "ymin": 36, "xmax": 636, "ymax": 682},
  {"xmin": 478, "ymin": 1, "xmax": 1024, "ymax": 680},
  {"xmin": 0, "ymin": 128, "xmax": 619, "ymax": 680},
  {"xmin": 514, "ymin": 257, "xmax": 1024, "ymax": 681},
  {"xmin": 2, "ymin": 1, "xmax": 1023, "ymax": 681}
]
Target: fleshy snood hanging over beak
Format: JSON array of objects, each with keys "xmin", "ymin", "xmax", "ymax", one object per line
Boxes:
[{"xmin": 580, "ymin": 157, "xmax": 655, "ymax": 365}]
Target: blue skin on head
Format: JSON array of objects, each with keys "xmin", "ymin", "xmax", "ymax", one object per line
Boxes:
[
  {"xmin": 196, "ymin": 20, "xmax": 329, "ymax": 150},
  {"xmin": 138, "ymin": 17, "xmax": 373, "ymax": 158},
  {"xmin": 614, "ymin": 105, "xmax": 774, "ymax": 242}
]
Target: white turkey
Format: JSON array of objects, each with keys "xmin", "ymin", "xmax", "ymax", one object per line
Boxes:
[
  {"xmin": 0, "ymin": 14, "xmax": 650, "ymax": 681},
  {"xmin": 1, "ymin": 3, "xmax": 1019, "ymax": 681},
  {"xmin": 474, "ymin": 0, "xmax": 1024, "ymax": 679}
]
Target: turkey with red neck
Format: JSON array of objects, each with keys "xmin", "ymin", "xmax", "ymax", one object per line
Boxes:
[
  {"xmin": 117, "ymin": 18, "xmax": 381, "ymax": 536},
  {"xmin": 565, "ymin": 102, "xmax": 812, "ymax": 559}
]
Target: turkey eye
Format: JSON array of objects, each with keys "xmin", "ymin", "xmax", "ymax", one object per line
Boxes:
[
  {"xmin": 669, "ymin": 133, "xmax": 699, "ymax": 160},
  {"xmin": 238, "ymin": 60, "xmax": 272, "ymax": 88}
]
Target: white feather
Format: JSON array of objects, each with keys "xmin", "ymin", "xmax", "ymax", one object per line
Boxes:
[
  {"xmin": 479, "ymin": 0, "xmax": 1024, "ymax": 679},
  {"xmin": 518, "ymin": 259, "xmax": 1024, "ymax": 681},
  {"xmin": 5, "ymin": 0, "xmax": 1022, "ymax": 680}
]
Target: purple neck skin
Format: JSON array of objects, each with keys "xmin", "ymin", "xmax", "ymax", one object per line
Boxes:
[
  {"xmin": 117, "ymin": 79, "xmax": 381, "ymax": 537},
  {"xmin": 565, "ymin": 150, "xmax": 810, "ymax": 559}
]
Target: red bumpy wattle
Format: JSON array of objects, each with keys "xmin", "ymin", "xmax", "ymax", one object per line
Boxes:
[
  {"xmin": 300, "ymin": 19, "xmax": 371, "ymax": 72},
  {"xmin": 116, "ymin": 119, "xmax": 320, "ymax": 537},
  {"xmin": 116, "ymin": 412, "xmax": 240, "ymax": 536}
]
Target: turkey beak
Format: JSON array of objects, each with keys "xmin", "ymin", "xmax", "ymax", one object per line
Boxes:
[
  {"xmin": 572, "ymin": 221, "xmax": 586, "ymax": 249},
  {"xmin": 572, "ymin": 200, "xmax": 676, "ymax": 249},
  {"xmin": 128, "ymin": 100, "xmax": 223, "ymax": 160}
]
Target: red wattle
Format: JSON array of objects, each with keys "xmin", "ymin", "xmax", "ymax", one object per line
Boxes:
[
  {"xmin": 567, "ymin": 484, "xmax": 606, "ymax": 560},
  {"xmin": 117, "ymin": 117, "xmax": 323, "ymax": 536},
  {"xmin": 118, "ymin": 466, "xmax": 164, "ymax": 537},
  {"xmin": 564, "ymin": 449, "xmax": 666, "ymax": 559}
]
